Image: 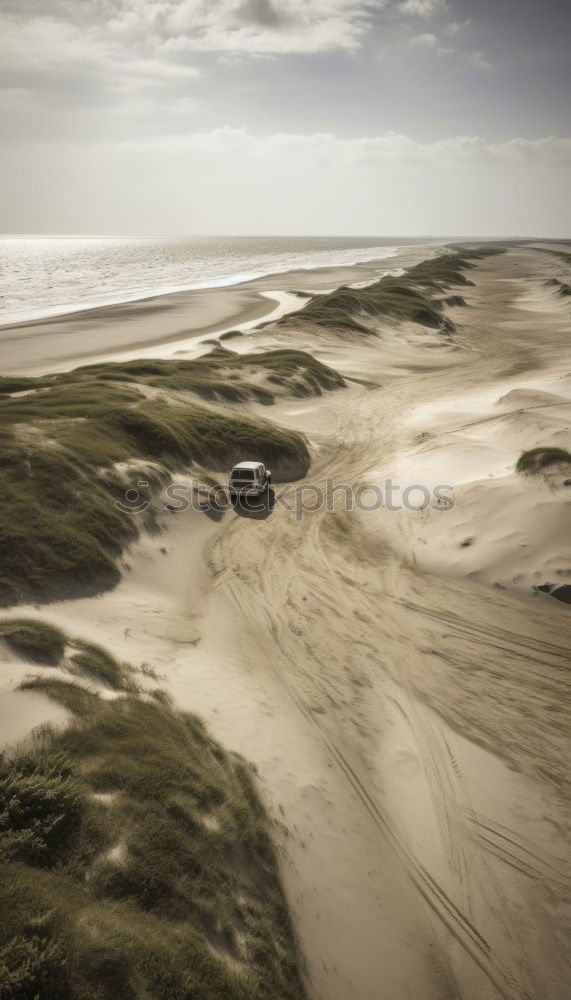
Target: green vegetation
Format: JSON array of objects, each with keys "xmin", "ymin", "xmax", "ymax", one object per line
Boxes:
[
  {"xmin": 0, "ymin": 347, "xmax": 343, "ymax": 408},
  {"xmin": 441, "ymin": 294, "xmax": 467, "ymax": 308},
  {"xmin": 0, "ymin": 618, "xmax": 136, "ymax": 691},
  {"xmin": 544, "ymin": 277, "xmax": 571, "ymax": 297},
  {"xmin": 516, "ymin": 447, "xmax": 571, "ymax": 474},
  {"xmin": 0, "ymin": 376, "xmax": 40, "ymax": 394},
  {"xmin": 219, "ymin": 330, "xmax": 244, "ymax": 341},
  {"xmin": 75, "ymin": 347, "xmax": 344, "ymax": 402},
  {"xmin": 0, "ymin": 639, "xmax": 306, "ymax": 1000},
  {"xmin": 69, "ymin": 639, "xmax": 135, "ymax": 690},
  {"xmin": 0, "ymin": 750, "xmax": 85, "ymax": 868},
  {"xmin": 0, "ymin": 619, "xmax": 66, "ymax": 666},
  {"xmin": 0, "ymin": 348, "xmax": 328, "ymax": 605},
  {"xmin": 280, "ymin": 247, "xmax": 502, "ymax": 336}
]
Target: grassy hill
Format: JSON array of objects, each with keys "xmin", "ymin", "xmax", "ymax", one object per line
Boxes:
[{"xmin": 0, "ymin": 621, "xmax": 307, "ymax": 1000}]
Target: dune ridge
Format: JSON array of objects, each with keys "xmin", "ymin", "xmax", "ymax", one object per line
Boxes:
[{"xmin": 0, "ymin": 243, "xmax": 570, "ymax": 1000}]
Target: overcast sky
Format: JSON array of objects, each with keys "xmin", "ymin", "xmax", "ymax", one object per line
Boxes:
[{"xmin": 1, "ymin": 0, "xmax": 570, "ymax": 236}]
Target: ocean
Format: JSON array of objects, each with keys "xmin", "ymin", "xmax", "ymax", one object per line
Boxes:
[{"xmin": 0, "ymin": 235, "xmax": 426, "ymax": 326}]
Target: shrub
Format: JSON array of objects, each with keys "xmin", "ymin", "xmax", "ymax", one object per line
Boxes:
[
  {"xmin": 0, "ymin": 751, "xmax": 85, "ymax": 865},
  {"xmin": 0, "ymin": 914, "xmax": 67, "ymax": 1000},
  {"xmin": 516, "ymin": 447, "xmax": 571, "ymax": 474},
  {"xmin": 0, "ymin": 660, "xmax": 307, "ymax": 1000}
]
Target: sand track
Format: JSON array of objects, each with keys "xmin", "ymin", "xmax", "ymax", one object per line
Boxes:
[
  {"xmin": 208, "ymin": 477, "xmax": 569, "ymax": 998},
  {"xmin": 203, "ymin": 248, "xmax": 570, "ymax": 998},
  {"xmin": 3, "ymin": 247, "xmax": 570, "ymax": 999}
]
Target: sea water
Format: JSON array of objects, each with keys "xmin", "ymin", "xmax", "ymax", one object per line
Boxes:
[{"xmin": 0, "ymin": 235, "xmax": 428, "ymax": 325}]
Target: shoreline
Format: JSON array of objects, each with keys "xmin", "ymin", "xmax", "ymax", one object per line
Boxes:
[
  {"xmin": 0, "ymin": 246, "xmax": 403, "ymax": 329},
  {"xmin": 0, "ymin": 243, "xmax": 444, "ymax": 376},
  {"xmin": 0, "ymin": 236, "xmax": 453, "ymax": 330}
]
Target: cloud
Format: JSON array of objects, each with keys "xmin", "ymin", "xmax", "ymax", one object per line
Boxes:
[
  {"xmin": 113, "ymin": 127, "xmax": 571, "ymax": 165},
  {"xmin": 3, "ymin": 126, "xmax": 570, "ymax": 236},
  {"xmin": 0, "ymin": 12, "xmax": 200, "ymax": 99},
  {"xmin": 409, "ymin": 32, "xmax": 437, "ymax": 48},
  {"xmin": 0, "ymin": 15, "xmax": 114, "ymax": 74},
  {"xmin": 398, "ymin": 0, "xmax": 446, "ymax": 18},
  {"xmin": 235, "ymin": 0, "xmax": 293, "ymax": 29},
  {"xmin": 109, "ymin": 0, "xmax": 386, "ymax": 55},
  {"xmin": 444, "ymin": 20, "xmax": 470, "ymax": 36},
  {"xmin": 469, "ymin": 50, "xmax": 491, "ymax": 70},
  {"xmin": 0, "ymin": 0, "xmax": 386, "ymax": 111}
]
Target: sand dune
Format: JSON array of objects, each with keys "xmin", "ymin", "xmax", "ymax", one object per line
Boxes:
[
  {"xmin": 1, "ymin": 245, "xmax": 570, "ymax": 999},
  {"xmin": 0, "ymin": 244, "xmax": 443, "ymax": 376}
]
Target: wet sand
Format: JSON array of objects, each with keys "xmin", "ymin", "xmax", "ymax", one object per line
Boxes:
[{"xmin": 0, "ymin": 244, "xmax": 442, "ymax": 375}]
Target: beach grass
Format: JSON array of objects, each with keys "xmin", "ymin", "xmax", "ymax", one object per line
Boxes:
[
  {"xmin": 516, "ymin": 446, "xmax": 571, "ymax": 474},
  {"xmin": 75, "ymin": 346, "xmax": 345, "ymax": 402},
  {"xmin": 544, "ymin": 277, "xmax": 571, "ymax": 297},
  {"xmin": 0, "ymin": 347, "xmax": 344, "ymax": 408},
  {"xmin": 219, "ymin": 330, "xmax": 245, "ymax": 341},
  {"xmin": 68, "ymin": 639, "xmax": 136, "ymax": 691},
  {"xmin": 0, "ymin": 619, "xmax": 67, "ymax": 666},
  {"xmin": 0, "ymin": 636, "xmax": 306, "ymax": 1000},
  {"xmin": 0, "ymin": 349, "xmax": 326, "ymax": 605},
  {"xmin": 0, "ymin": 618, "xmax": 137, "ymax": 691},
  {"xmin": 280, "ymin": 247, "xmax": 503, "ymax": 336}
]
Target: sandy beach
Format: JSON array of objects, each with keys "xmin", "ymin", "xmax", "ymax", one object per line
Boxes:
[
  {"xmin": 1, "ymin": 243, "xmax": 570, "ymax": 1000},
  {"xmin": 0, "ymin": 244, "xmax": 442, "ymax": 375}
]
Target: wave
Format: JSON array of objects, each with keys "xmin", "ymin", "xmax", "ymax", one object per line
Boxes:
[{"xmin": 0, "ymin": 239, "xmax": 406, "ymax": 327}]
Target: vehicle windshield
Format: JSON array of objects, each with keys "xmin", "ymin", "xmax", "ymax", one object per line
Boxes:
[{"xmin": 232, "ymin": 469, "xmax": 255, "ymax": 480}]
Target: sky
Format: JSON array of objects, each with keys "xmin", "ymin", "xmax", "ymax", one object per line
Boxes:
[{"xmin": 1, "ymin": 0, "xmax": 570, "ymax": 236}]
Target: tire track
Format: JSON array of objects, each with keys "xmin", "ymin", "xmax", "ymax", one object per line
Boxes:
[
  {"xmin": 206, "ymin": 248, "xmax": 571, "ymax": 999},
  {"xmin": 219, "ymin": 566, "xmax": 534, "ymax": 1000}
]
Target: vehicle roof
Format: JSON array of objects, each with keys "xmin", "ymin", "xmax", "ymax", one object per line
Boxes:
[{"xmin": 232, "ymin": 461, "xmax": 264, "ymax": 470}]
